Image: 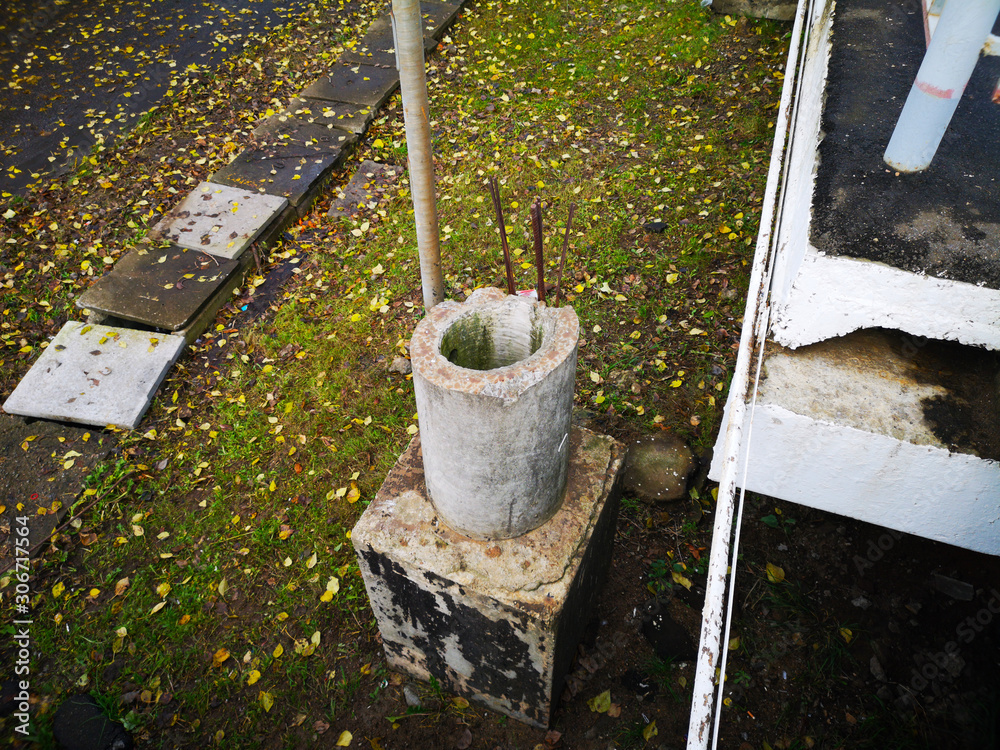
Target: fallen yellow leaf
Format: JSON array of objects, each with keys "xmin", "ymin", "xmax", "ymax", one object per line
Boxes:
[
  {"xmin": 766, "ymin": 562, "xmax": 786, "ymax": 584},
  {"xmin": 643, "ymin": 720, "xmax": 658, "ymax": 741},
  {"xmin": 587, "ymin": 689, "xmax": 611, "ymax": 713}
]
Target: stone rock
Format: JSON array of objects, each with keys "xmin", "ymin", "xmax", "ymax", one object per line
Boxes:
[
  {"xmin": 623, "ymin": 433, "xmax": 696, "ymax": 501},
  {"xmin": 403, "ymin": 684, "xmax": 422, "ymax": 708},
  {"xmin": 708, "ymin": 0, "xmax": 796, "ymax": 21},
  {"xmin": 620, "ymin": 668, "xmax": 658, "ymax": 702},
  {"xmin": 388, "ymin": 356, "xmax": 411, "ymax": 375},
  {"xmin": 52, "ymin": 694, "xmax": 133, "ymax": 750},
  {"xmin": 870, "ymin": 655, "xmax": 887, "ymax": 682}
]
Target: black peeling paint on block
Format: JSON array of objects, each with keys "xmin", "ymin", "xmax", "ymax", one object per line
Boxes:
[
  {"xmin": 360, "ymin": 548, "xmax": 548, "ymax": 725},
  {"xmin": 550, "ymin": 460, "xmax": 623, "ymax": 706}
]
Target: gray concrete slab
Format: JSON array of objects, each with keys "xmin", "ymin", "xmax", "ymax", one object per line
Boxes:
[
  {"xmin": 2, "ymin": 321, "xmax": 186, "ymax": 430},
  {"xmin": 171, "ymin": 246, "xmax": 256, "ymax": 345},
  {"xmin": 300, "ymin": 62, "xmax": 399, "ymax": 109},
  {"xmin": 0, "ymin": 415, "xmax": 115, "ymax": 559},
  {"xmin": 210, "ymin": 137, "xmax": 350, "ymax": 211},
  {"xmin": 340, "ymin": 17, "xmax": 436, "ymax": 68},
  {"xmin": 76, "ymin": 245, "xmax": 240, "ymax": 331},
  {"xmin": 253, "ymin": 108, "xmax": 361, "ymax": 146},
  {"xmin": 410, "ymin": 0, "xmax": 464, "ymax": 40},
  {"xmin": 328, "ymin": 160, "xmax": 404, "ymax": 218},
  {"xmin": 147, "ymin": 181, "xmax": 288, "ymax": 260},
  {"xmin": 279, "ymin": 97, "xmax": 373, "ymax": 136}
]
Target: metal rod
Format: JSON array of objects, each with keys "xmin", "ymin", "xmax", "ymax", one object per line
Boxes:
[
  {"xmin": 554, "ymin": 203, "xmax": 575, "ymax": 308},
  {"xmin": 391, "ymin": 0, "xmax": 443, "ymax": 310},
  {"xmin": 531, "ymin": 197, "xmax": 545, "ymax": 303},
  {"xmin": 488, "ymin": 177, "xmax": 515, "ymax": 295}
]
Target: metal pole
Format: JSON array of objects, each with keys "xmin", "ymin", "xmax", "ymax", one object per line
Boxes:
[
  {"xmin": 884, "ymin": 0, "xmax": 1000, "ymax": 172},
  {"xmin": 391, "ymin": 0, "xmax": 444, "ymax": 310}
]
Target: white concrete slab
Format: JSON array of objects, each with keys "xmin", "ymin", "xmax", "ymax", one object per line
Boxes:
[
  {"xmin": 710, "ymin": 330, "xmax": 1000, "ymax": 555},
  {"xmin": 148, "ymin": 182, "xmax": 288, "ymax": 260},
  {"xmin": 2, "ymin": 321, "xmax": 186, "ymax": 430}
]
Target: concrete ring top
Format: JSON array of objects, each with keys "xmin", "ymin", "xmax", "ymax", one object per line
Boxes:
[{"xmin": 410, "ymin": 287, "xmax": 579, "ymax": 402}]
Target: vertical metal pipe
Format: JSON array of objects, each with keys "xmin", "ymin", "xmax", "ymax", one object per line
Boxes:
[
  {"xmin": 884, "ymin": 0, "xmax": 1000, "ymax": 172},
  {"xmin": 392, "ymin": 0, "xmax": 444, "ymax": 310}
]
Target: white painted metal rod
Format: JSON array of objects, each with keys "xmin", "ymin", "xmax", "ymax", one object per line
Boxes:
[
  {"xmin": 885, "ymin": 0, "xmax": 1000, "ymax": 172},
  {"xmin": 392, "ymin": 0, "xmax": 444, "ymax": 310},
  {"xmin": 684, "ymin": 0, "xmax": 812, "ymax": 746}
]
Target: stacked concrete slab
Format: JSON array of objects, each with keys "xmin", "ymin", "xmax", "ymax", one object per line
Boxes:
[
  {"xmin": 711, "ymin": 0, "xmax": 1000, "ymax": 555},
  {"xmin": 2, "ymin": 0, "xmax": 466, "ymax": 431}
]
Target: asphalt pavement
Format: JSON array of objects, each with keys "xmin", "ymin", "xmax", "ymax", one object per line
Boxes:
[{"xmin": 0, "ymin": 0, "xmax": 320, "ymax": 195}]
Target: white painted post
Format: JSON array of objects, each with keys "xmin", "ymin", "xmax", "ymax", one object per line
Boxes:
[
  {"xmin": 391, "ymin": 0, "xmax": 444, "ymax": 310},
  {"xmin": 884, "ymin": 0, "xmax": 1000, "ymax": 172},
  {"xmin": 685, "ymin": 0, "xmax": 811, "ymax": 745}
]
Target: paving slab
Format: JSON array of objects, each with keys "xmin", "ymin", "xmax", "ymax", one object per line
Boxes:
[
  {"xmin": 253, "ymin": 107, "xmax": 362, "ymax": 145},
  {"xmin": 340, "ymin": 16, "xmax": 436, "ymax": 68},
  {"xmin": 76, "ymin": 245, "xmax": 240, "ymax": 331},
  {"xmin": 170, "ymin": 245, "xmax": 257, "ymax": 345},
  {"xmin": 278, "ymin": 97, "xmax": 373, "ymax": 136},
  {"xmin": 210, "ymin": 137, "xmax": 350, "ymax": 212},
  {"xmin": 0, "ymin": 415, "xmax": 116, "ymax": 561},
  {"xmin": 408, "ymin": 0, "xmax": 464, "ymax": 40},
  {"xmin": 300, "ymin": 62, "xmax": 399, "ymax": 109},
  {"xmin": 147, "ymin": 181, "xmax": 288, "ymax": 260},
  {"xmin": 328, "ymin": 159, "xmax": 404, "ymax": 218},
  {"xmin": 2, "ymin": 322, "xmax": 187, "ymax": 430}
]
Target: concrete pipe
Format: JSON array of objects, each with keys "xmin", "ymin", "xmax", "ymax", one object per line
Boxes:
[{"xmin": 410, "ymin": 287, "xmax": 579, "ymax": 540}]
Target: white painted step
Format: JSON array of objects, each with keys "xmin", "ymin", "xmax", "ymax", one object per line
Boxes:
[
  {"xmin": 711, "ymin": 329, "xmax": 1000, "ymax": 555},
  {"xmin": 771, "ymin": 0, "xmax": 1000, "ymax": 351}
]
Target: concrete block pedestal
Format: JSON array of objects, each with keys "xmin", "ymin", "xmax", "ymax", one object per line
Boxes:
[{"xmin": 352, "ymin": 426, "xmax": 624, "ymax": 728}]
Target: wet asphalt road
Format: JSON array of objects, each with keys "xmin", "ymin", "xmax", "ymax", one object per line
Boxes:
[{"xmin": 0, "ymin": 0, "xmax": 316, "ymax": 195}]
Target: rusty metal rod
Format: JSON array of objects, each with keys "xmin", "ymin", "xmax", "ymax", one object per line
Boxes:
[
  {"xmin": 531, "ymin": 197, "xmax": 545, "ymax": 303},
  {"xmin": 554, "ymin": 202, "xmax": 576, "ymax": 308},
  {"xmin": 488, "ymin": 177, "xmax": 515, "ymax": 295}
]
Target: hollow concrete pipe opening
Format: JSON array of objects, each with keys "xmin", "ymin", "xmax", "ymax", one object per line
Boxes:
[{"xmin": 410, "ymin": 287, "xmax": 580, "ymax": 540}]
